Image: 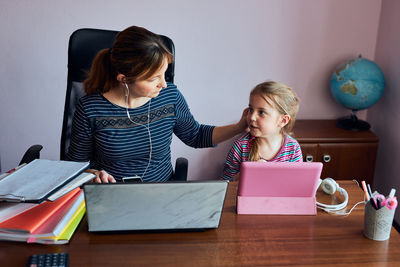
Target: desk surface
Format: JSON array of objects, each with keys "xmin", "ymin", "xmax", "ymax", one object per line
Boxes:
[{"xmin": 1, "ymin": 181, "xmax": 400, "ymax": 266}]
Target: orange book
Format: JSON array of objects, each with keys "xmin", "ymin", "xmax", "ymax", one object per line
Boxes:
[{"xmin": 0, "ymin": 187, "xmax": 80, "ymax": 234}]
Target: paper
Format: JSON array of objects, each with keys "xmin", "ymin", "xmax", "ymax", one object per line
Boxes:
[
  {"xmin": 47, "ymin": 172, "xmax": 94, "ymax": 201},
  {"xmin": 0, "ymin": 159, "xmax": 88, "ymax": 202},
  {"xmin": 0, "ymin": 202, "xmax": 38, "ymax": 222}
]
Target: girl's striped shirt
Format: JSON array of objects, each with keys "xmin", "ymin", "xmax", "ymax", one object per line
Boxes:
[{"xmin": 221, "ymin": 133, "xmax": 303, "ymax": 181}]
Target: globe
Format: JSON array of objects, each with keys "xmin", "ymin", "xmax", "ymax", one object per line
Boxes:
[{"xmin": 330, "ymin": 56, "xmax": 385, "ymax": 130}]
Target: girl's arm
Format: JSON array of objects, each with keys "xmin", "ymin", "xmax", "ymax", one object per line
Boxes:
[{"xmin": 221, "ymin": 140, "xmax": 244, "ymax": 181}]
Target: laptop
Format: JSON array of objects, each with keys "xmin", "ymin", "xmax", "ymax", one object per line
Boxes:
[
  {"xmin": 83, "ymin": 180, "xmax": 228, "ymax": 232},
  {"xmin": 237, "ymin": 161, "xmax": 323, "ymax": 215}
]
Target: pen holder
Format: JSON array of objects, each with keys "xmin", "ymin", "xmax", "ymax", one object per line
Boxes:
[{"xmin": 363, "ymin": 201, "xmax": 396, "ymax": 241}]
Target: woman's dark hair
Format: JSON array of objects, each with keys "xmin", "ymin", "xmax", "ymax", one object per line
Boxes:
[{"xmin": 84, "ymin": 26, "xmax": 173, "ymax": 95}]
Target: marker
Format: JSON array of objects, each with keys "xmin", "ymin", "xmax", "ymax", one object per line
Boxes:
[
  {"xmin": 386, "ymin": 198, "xmax": 398, "ymax": 210},
  {"xmin": 389, "ymin": 188, "xmax": 396, "ymax": 198},
  {"xmin": 361, "ymin": 181, "xmax": 370, "ymax": 201},
  {"xmin": 369, "ymin": 198, "xmax": 378, "ymax": 209},
  {"xmin": 376, "ymin": 198, "xmax": 382, "ymax": 209}
]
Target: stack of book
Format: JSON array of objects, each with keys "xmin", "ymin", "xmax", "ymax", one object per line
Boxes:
[{"xmin": 0, "ymin": 159, "xmax": 94, "ymax": 244}]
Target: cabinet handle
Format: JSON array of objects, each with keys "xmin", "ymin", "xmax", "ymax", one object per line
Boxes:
[
  {"xmin": 323, "ymin": 154, "xmax": 331, "ymax": 163},
  {"xmin": 305, "ymin": 155, "xmax": 313, "ymax": 162}
]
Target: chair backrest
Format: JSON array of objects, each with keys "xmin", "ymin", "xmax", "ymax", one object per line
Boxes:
[{"xmin": 60, "ymin": 28, "xmax": 175, "ymax": 160}]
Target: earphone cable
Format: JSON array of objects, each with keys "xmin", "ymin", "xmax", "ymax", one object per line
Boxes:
[
  {"xmin": 124, "ymin": 83, "xmax": 152, "ymax": 180},
  {"xmin": 318, "ymin": 201, "xmax": 364, "ymax": 216}
]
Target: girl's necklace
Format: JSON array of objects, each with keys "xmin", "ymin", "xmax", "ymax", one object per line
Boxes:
[{"xmin": 258, "ymin": 135, "xmax": 285, "ymax": 161}]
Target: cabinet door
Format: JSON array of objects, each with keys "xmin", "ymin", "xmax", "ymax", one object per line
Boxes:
[
  {"xmin": 317, "ymin": 143, "xmax": 378, "ymax": 185},
  {"xmin": 300, "ymin": 144, "xmax": 318, "ymax": 163}
]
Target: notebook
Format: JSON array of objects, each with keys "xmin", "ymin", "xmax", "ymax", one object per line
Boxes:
[
  {"xmin": 237, "ymin": 161, "xmax": 323, "ymax": 215},
  {"xmin": 0, "ymin": 159, "xmax": 89, "ymax": 203},
  {"xmin": 83, "ymin": 181, "xmax": 228, "ymax": 232}
]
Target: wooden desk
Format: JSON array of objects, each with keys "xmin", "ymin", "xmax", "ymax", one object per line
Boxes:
[{"xmin": 1, "ymin": 181, "xmax": 400, "ymax": 266}]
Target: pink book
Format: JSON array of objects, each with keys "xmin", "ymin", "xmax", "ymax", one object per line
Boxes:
[{"xmin": 237, "ymin": 162, "xmax": 323, "ymax": 215}]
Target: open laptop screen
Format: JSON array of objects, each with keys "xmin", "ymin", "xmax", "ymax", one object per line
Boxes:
[{"xmin": 84, "ymin": 180, "xmax": 228, "ymax": 232}]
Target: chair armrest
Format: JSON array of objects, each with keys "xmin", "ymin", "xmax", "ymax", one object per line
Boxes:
[
  {"xmin": 172, "ymin": 157, "xmax": 188, "ymax": 181},
  {"xmin": 19, "ymin": 144, "xmax": 43, "ymax": 165}
]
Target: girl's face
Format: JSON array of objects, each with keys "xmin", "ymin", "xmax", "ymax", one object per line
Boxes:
[
  {"xmin": 129, "ymin": 57, "xmax": 168, "ymax": 98},
  {"xmin": 247, "ymin": 93, "xmax": 286, "ymax": 138}
]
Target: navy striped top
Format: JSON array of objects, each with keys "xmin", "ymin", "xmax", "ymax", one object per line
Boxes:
[{"xmin": 66, "ymin": 83, "xmax": 215, "ymax": 182}]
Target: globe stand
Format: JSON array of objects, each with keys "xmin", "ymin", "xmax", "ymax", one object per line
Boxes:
[{"xmin": 336, "ymin": 111, "xmax": 370, "ymax": 131}]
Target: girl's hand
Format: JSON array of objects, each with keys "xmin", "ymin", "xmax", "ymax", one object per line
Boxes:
[{"xmin": 87, "ymin": 169, "xmax": 116, "ymax": 183}]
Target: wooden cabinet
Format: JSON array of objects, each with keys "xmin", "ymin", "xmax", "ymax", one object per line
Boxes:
[{"xmin": 293, "ymin": 120, "xmax": 379, "ymax": 185}]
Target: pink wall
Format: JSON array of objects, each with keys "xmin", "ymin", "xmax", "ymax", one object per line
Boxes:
[
  {"xmin": 369, "ymin": 0, "xmax": 400, "ymax": 225},
  {"xmin": 0, "ymin": 0, "xmax": 382, "ymax": 181}
]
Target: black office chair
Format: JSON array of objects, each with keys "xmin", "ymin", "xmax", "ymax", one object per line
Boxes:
[
  {"xmin": 19, "ymin": 144, "xmax": 43, "ymax": 165},
  {"xmin": 60, "ymin": 28, "xmax": 187, "ymax": 181}
]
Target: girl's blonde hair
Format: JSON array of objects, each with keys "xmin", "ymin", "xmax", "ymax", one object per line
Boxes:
[{"xmin": 249, "ymin": 81, "xmax": 299, "ymax": 161}]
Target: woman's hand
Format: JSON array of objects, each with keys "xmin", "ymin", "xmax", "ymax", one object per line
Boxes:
[
  {"xmin": 212, "ymin": 107, "xmax": 250, "ymax": 145},
  {"xmin": 86, "ymin": 169, "xmax": 116, "ymax": 183},
  {"xmin": 237, "ymin": 107, "xmax": 250, "ymax": 133}
]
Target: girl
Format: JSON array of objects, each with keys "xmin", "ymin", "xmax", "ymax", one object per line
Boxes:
[
  {"xmin": 66, "ymin": 26, "xmax": 248, "ymax": 183},
  {"xmin": 221, "ymin": 81, "xmax": 303, "ymax": 181}
]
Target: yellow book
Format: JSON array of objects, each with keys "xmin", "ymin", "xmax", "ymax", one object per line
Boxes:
[
  {"xmin": 57, "ymin": 202, "xmax": 85, "ymax": 240},
  {"xmin": 30, "ymin": 201, "xmax": 85, "ymax": 244}
]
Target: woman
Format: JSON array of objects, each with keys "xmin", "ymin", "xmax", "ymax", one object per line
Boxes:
[{"xmin": 67, "ymin": 25, "xmax": 247, "ymax": 183}]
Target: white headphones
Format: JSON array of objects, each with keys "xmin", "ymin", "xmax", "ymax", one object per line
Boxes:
[{"xmin": 316, "ymin": 178, "xmax": 349, "ymax": 213}]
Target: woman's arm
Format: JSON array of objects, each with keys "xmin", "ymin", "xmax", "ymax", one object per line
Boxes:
[
  {"xmin": 173, "ymin": 87, "xmax": 248, "ymax": 148},
  {"xmin": 66, "ymin": 99, "xmax": 116, "ymax": 183},
  {"xmin": 212, "ymin": 108, "xmax": 249, "ymax": 145}
]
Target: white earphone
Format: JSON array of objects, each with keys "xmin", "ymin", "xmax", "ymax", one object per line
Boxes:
[
  {"xmin": 124, "ymin": 82, "xmax": 152, "ymax": 180},
  {"xmin": 317, "ymin": 178, "xmax": 349, "ymax": 213}
]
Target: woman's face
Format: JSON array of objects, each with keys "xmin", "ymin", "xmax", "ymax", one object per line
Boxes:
[{"xmin": 130, "ymin": 58, "xmax": 168, "ymax": 98}]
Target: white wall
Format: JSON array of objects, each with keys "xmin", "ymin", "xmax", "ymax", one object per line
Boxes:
[{"xmin": 0, "ymin": 0, "xmax": 381, "ymax": 179}]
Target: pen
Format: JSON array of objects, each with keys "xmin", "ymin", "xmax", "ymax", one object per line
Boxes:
[
  {"xmin": 361, "ymin": 181, "xmax": 370, "ymax": 201},
  {"xmin": 367, "ymin": 184, "xmax": 373, "ymax": 199}
]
